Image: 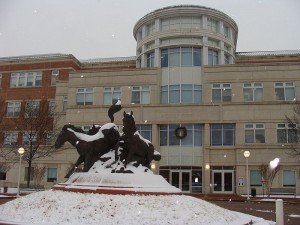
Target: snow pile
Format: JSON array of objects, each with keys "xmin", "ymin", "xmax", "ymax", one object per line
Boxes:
[{"xmin": 0, "ymin": 190, "xmax": 274, "ymax": 225}]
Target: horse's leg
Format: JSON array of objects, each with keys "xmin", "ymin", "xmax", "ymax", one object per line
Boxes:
[
  {"xmin": 64, "ymin": 156, "xmax": 84, "ymax": 178},
  {"xmin": 83, "ymin": 153, "xmax": 92, "ymax": 172}
]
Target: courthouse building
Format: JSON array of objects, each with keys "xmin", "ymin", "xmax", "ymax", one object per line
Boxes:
[{"xmin": 0, "ymin": 5, "xmax": 299, "ymax": 195}]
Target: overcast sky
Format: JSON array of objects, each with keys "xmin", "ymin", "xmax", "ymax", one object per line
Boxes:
[{"xmin": 0, "ymin": 0, "xmax": 299, "ymax": 60}]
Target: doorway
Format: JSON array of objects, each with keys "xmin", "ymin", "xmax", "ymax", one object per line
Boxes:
[
  {"xmin": 170, "ymin": 170, "xmax": 191, "ymax": 192},
  {"xmin": 212, "ymin": 170, "xmax": 234, "ymax": 193}
]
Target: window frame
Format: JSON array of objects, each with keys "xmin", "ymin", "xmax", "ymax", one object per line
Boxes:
[
  {"xmin": 103, "ymin": 87, "xmax": 121, "ymax": 105},
  {"xmin": 161, "ymin": 47, "xmax": 202, "ymax": 68},
  {"xmin": 76, "ymin": 88, "xmax": 93, "ymax": 106},
  {"xmin": 208, "ymin": 49, "xmax": 219, "ymax": 65},
  {"xmin": 210, "ymin": 124, "xmax": 235, "ymax": 146},
  {"xmin": 131, "ymin": 86, "xmax": 150, "ymax": 104},
  {"xmin": 146, "ymin": 52, "xmax": 155, "ymax": 68},
  {"xmin": 4, "ymin": 132, "xmax": 18, "ymax": 146},
  {"xmin": 6, "ymin": 101, "xmax": 21, "ymax": 117},
  {"xmin": 160, "ymin": 124, "xmax": 203, "ymax": 147},
  {"xmin": 161, "ymin": 84, "xmax": 202, "ymax": 104},
  {"xmin": 47, "ymin": 168, "xmax": 57, "ymax": 182},
  {"xmin": 10, "ymin": 72, "xmax": 42, "ymax": 87},
  {"xmin": 277, "ymin": 123, "xmax": 298, "ymax": 143},
  {"xmin": 244, "ymin": 123, "xmax": 265, "ymax": 143},
  {"xmin": 243, "ymin": 83, "xmax": 263, "ymax": 102},
  {"xmin": 283, "ymin": 170, "xmax": 296, "ymax": 187},
  {"xmin": 250, "ymin": 170, "xmax": 262, "ymax": 187},
  {"xmin": 275, "ymin": 82, "xmax": 295, "ymax": 101},
  {"xmin": 212, "ymin": 83, "xmax": 231, "ymax": 102}
]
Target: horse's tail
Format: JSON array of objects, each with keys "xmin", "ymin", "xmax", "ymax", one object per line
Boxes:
[{"xmin": 108, "ymin": 100, "xmax": 122, "ymax": 122}]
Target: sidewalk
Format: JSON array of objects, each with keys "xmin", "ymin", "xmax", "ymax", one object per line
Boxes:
[{"xmin": 187, "ymin": 193, "xmax": 300, "ymax": 203}]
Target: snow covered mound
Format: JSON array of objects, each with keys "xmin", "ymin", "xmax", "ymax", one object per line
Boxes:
[
  {"xmin": 54, "ymin": 171, "xmax": 181, "ymax": 194},
  {"xmin": 0, "ymin": 190, "xmax": 274, "ymax": 225}
]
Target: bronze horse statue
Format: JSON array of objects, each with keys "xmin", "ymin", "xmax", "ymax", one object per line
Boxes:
[
  {"xmin": 121, "ymin": 111, "xmax": 160, "ymax": 168},
  {"xmin": 54, "ymin": 124, "xmax": 120, "ymax": 177}
]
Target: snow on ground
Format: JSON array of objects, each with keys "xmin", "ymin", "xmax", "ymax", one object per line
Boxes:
[{"xmin": 0, "ymin": 190, "xmax": 274, "ymax": 225}]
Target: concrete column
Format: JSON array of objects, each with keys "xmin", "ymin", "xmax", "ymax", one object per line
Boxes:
[
  {"xmin": 202, "ymin": 16, "xmax": 207, "ymax": 29},
  {"xmin": 220, "ymin": 41, "xmax": 225, "ymax": 64},
  {"xmin": 202, "ymin": 41, "xmax": 208, "ymax": 66},
  {"xmin": 142, "ymin": 25, "xmax": 147, "ymax": 39},
  {"xmin": 141, "ymin": 45, "xmax": 146, "ymax": 68},
  {"xmin": 154, "ymin": 39, "xmax": 160, "ymax": 68},
  {"xmin": 203, "ymin": 123, "xmax": 211, "ymax": 194}
]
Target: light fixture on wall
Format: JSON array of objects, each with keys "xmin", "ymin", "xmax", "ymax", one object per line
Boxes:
[{"xmin": 205, "ymin": 164, "xmax": 210, "ymax": 170}]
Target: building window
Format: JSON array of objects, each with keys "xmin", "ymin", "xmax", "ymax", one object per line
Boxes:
[
  {"xmin": 275, "ymin": 82, "xmax": 295, "ymax": 101},
  {"xmin": 250, "ymin": 170, "xmax": 262, "ymax": 186},
  {"xmin": 245, "ymin": 123, "xmax": 265, "ymax": 143},
  {"xmin": 25, "ymin": 100, "xmax": 40, "ymax": 117},
  {"xmin": 24, "ymin": 167, "xmax": 34, "ymax": 181},
  {"xmin": 160, "ymin": 124, "xmax": 203, "ymax": 146},
  {"xmin": 136, "ymin": 124, "xmax": 152, "ymax": 141},
  {"xmin": 146, "ymin": 52, "xmax": 155, "ymax": 68},
  {"xmin": 210, "ymin": 124, "xmax": 235, "ymax": 146},
  {"xmin": 131, "ymin": 86, "xmax": 150, "ymax": 104},
  {"xmin": 4, "ymin": 132, "xmax": 18, "ymax": 146},
  {"xmin": 0, "ymin": 172, "xmax": 6, "ymax": 180},
  {"xmin": 161, "ymin": 47, "xmax": 201, "ymax": 67},
  {"xmin": 208, "ymin": 49, "xmax": 219, "ymax": 65},
  {"xmin": 103, "ymin": 87, "xmax": 121, "ymax": 105},
  {"xmin": 48, "ymin": 100, "xmax": 55, "ymax": 116},
  {"xmin": 146, "ymin": 22, "xmax": 155, "ymax": 36},
  {"xmin": 224, "ymin": 26, "xmax": 230, "ymax": 38},
  {"xmin": 76, "ymin": 88, "xmax": 93, "ymax": 105},
  {"xmin": 277, "ymin": 123, "xmax": 298, "ymax": 143},
  {"xmin": 161, "ymin": 17, "xmax": 202, "ymax": 31},
  {"xmin": 207, "ymin": 17, "xmax": 218, "ymax": 32},
  {"xmin": 51, "ymin": 70, "xmax": 59, "ymax": 85},
  {"xmin": 62, "ymin": 96, "xmax": 68, "ymax": 112},
  {"xmin": 161, "ymin": 84, "xmax": 201, "ymax": 104},
  {"xmin": 212, "ymin": 83, "xmax": 231, "ymax": 102},
  {"xmin": 7, "ymin": 101, "xmax": 21, "ymax": 117},
  {"xmin": 243, "ymin": 83, "xmax": 263, "ymax": 102},
  {"xmin": 46, "ymin": 132, "xmax": 54, "ymax": 145},
  {"xmin": 224, "ymin": 54, "xmax": 230, "ymax": 64},
  {"xmin": 47, "ymin": 168, "xmax": 57, "ymax": 182},
  {"xmin": 283, "ymin": 170, "xmax": 296, "ymax": 187},
  {"xmin": 23, "ymin": 132, "xmax": 37, "ymax": 146},
  {"xmin": 10, "ymin": 72, "xmax": 42, "ymax": 87}
]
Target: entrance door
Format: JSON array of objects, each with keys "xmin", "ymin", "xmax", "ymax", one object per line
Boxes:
[
  {"xmin": 170, "ymin": 170, "xmax": 191, "ymax": 192},
  {"xmin": 212, "ymin": 170, "xmax": 234, "ymax": 193}
]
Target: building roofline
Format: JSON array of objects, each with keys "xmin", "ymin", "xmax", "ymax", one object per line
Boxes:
[
  {"xmin": 0, "ymin": 53, "xmax": 81, "ymax": 66},
  {"xmin": 133, "ymin": 5, "xmax": 238, "ymax": 38},
  {"xmin": 80, "ymin": 56, "xmax": 136, "ymax": 64},
  {"xmin": 236, "ymin": 50, "xmax": 300, "ymax": 57}
]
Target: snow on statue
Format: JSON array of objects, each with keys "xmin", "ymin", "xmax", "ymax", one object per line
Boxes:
[{"xmin": 54, "ymin": 100, "xmax": 161, "ymax": 177}]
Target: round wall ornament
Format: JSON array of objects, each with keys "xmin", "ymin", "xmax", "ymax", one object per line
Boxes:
[{"xmin": 175, "ymin": 126, "xmax": 187, "ymax": 139}]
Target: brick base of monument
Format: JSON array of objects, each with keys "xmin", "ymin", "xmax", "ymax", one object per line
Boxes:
[{"xmin": 52, "ymin": 172, "xmax": 181, "ymax": 196}]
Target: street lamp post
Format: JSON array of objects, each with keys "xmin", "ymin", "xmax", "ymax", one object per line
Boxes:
[
  {"xmin": 17, "ymin": 147, "xmax": 25, "ymax": 197},
  {"xmin": 244, "ymin": 150, "xmax": 250, "ymax": 200}
]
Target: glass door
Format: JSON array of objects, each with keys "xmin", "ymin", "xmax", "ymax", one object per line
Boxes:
[
  {"xmin": 212, "ymin": 170, "xmax": 234, "ymax": 193},
  {"xmin": 170, "ymin": 170, "xmax": 191, "ymax": 192}
]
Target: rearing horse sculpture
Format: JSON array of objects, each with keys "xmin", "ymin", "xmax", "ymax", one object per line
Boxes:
[
  {"xmin": 55, "ymin": 124, "xmax": 120, "ymax": 177},
  {"xmin": 121, "ymin": 111, "xmax": 160, "ymax": 168}
]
